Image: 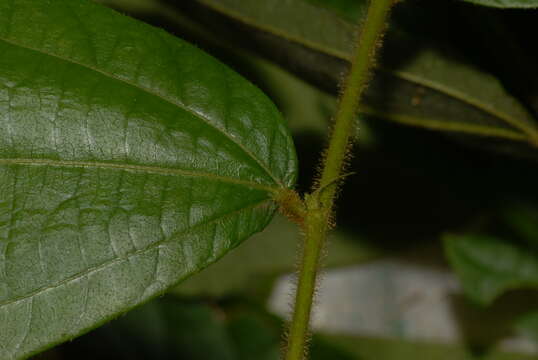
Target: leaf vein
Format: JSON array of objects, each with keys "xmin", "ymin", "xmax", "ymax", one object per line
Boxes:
[
  {"xmin": 0, "ymin": 199, "xmax": 270, "ymax": 308},
  {"xmin": 0, "ymin": 35, "xmax": 284, "ymax": 187},
  {"xmin": 0, "ymin": 158, "xmax": 278, "ymax": 192}
]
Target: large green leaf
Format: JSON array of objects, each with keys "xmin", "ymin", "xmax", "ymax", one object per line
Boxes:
[
  {"xmin": 459, "ymin": 0, "xmax": 538, "ymax": 8},
  {"xmin": 190, "ymin": 0, "xmax": 538, "ymax": 148},
  {"xmin": 0, "ymin": 0, "xmax": 297, "ymax": 358},
  {"xmin": 444, "ymin": 234, "xmax": 538, "ymax": 305}
]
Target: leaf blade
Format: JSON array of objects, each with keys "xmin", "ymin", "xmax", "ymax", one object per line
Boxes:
[
  {"xmin": 193, "ymin": 0, "xmax": 538, "ymax": 147},
  {"xmin": 0, "ymin": 0, "xmax": 297, "ymax": 358}
]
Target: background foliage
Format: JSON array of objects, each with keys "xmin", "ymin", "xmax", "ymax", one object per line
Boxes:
[{"xmin": 4, "ymin": 0, "xmax": 538, "ymax": 358}]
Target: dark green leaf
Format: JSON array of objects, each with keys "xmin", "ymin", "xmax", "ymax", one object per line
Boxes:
[
  {"xmin": 444, "ymin": 234, "xmax": 538, "ymax": 305},
  {"xmin": 0, "ymin": 0, "xmax": 297, "ymax": 358},
  {"xmin": 458, "ymin": 0, "xmax": 538, "ymax": 8},
  {"xmin": 191, "ymin": 0, "xmax": 538, "ymax": 148}
]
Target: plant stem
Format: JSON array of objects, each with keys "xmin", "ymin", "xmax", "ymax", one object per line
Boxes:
[
  {"xmin": 284, "ymin": 1, "xmax": 393, "ymax": 359},
  {"xmin": 318, "ymin": 0, "xmax": 392, "ymax": 207},
  {"xmin": 284, "ymin": 203, "xmax": 326, "ymax": 360}
]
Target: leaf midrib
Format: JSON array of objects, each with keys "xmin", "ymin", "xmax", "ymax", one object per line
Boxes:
[
  {"xmin": 198, "ymin": 0, "xmax": 537, "ymax": 142},
  {"xmin": 358, "ymin": 104, "xmax": 526, "ymax": 141},
  {"xmin": 0, "ymin": 35, "xmax": 284, "ymax": 188},
  {"xmin": 0, "ymin": 158, "xmax": 278, "ymax": 192},
  {"xmin": 0, "ymin": 199, "xmax": 270, "ymax": 308}
]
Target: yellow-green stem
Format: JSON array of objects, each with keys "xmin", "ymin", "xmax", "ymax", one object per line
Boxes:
[
  {"xmin": 318, "ymin": 0, "xmax": 392, "ymax": 205},
  {"xmin": 284, "ymin": 1, "xmax": 393, "ymax": 359},
  {"xmin": 284, "ymin": 201, "xmax": 327, "ymax": 360}
]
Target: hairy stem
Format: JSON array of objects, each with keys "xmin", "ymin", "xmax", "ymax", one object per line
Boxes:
[{"xmin": 284, "ymin": 1, "xmax": 393, "ymax": 359}]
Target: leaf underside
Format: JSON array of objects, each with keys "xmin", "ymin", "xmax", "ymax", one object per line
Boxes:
[
  {"xmin": 0, "ymin": 0, "xmax": 297, "ymax": 358},
  {"xmin": 194, "ymin": 0, "xmax": 538, "ymax": 147}
]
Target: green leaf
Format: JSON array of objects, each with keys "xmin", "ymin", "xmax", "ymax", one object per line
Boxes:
[
  {"xmin": 192, "ymin": 0, "xmax": 538, "ymax": 148},
  {"xmin": 444, "ymin": 234, "xmax": 538, "ymax": 305},
  {"xmin": 458, "ymin": 0, "xmax": 538, "ymax": 8},
  {"xmin": 0, "ymin": 0, "xmax": 297, "ymax": 358}
]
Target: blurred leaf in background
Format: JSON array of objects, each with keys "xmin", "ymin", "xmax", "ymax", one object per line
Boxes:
[
  {"xmin": 445, "ymin": 234, "xmax": 538, "ymax": 305},
  {"xmin": 445, "ymin": 202, "xmax": 538, "ymax": 306},
  {"xmin": 178, "ymin": 0, "xmax": 538, "ymax": 154},
  {"xmin": 444, "ymin": 200, "xmax": 538, "ymax": 351}
]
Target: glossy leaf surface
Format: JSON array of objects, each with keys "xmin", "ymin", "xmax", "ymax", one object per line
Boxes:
[
  {"xmin": 194, "ymin": 0, "xmax": 538, "ymax": 148},
  {"xmin": 0, "ymin": 0, "xmax": 297, "ymax": 358}
]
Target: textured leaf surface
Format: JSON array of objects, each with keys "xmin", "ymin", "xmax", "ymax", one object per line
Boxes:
[
  {"xmin": 459, "ymin": 0, "xmax": 538, "ymax": 8},
  {"xmin": 194, "ymin": 0, "xmax": 538, "ymax": 148},
  {"xmin": 0, "ymin": 0, "xmax": 297, "ymax": 358},
  {"xmin": 444, "ymin": 234, "xmax": 538, "ymax": 305}
]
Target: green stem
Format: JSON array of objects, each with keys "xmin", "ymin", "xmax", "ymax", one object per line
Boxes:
[
  {"xmin": 284, "ymin": 1, "xmax": 393, "ymax": 359},
  {"xmin": 284, "ymin": 202, "xmax": 326, "ymax": 360},
  {"xmin": 318, "ymin": 0, "xmax": 392, "ymax": 206}
]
